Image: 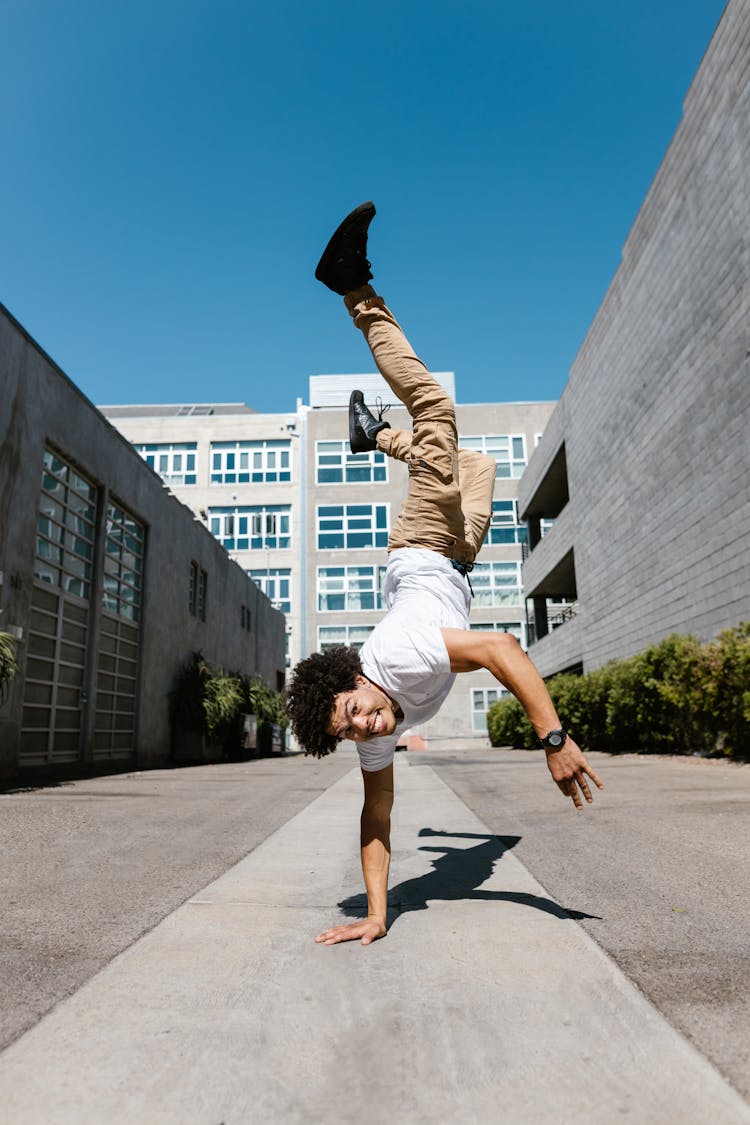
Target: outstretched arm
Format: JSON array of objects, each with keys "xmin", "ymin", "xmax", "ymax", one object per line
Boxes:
[
  {"xmin": 441, "ymin": 629, "xmax": 604, "ymax": 808},
  {"xmin": 315, "ymin": 762, "xmax": 393, "ymax": 945}
]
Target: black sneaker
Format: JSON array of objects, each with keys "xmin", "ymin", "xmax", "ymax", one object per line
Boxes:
[
  {"xmin": 349, "ymin": 390, "xmax": 390, "ymax": 454},
  {"xmin": 315, "ymin": 202, "xmax": 376, "ymax": 295}
]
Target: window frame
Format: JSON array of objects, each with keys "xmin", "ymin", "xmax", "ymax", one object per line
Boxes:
[
  {"xmin": 459, "ymin": 433, "xmax": 527, "ymax": 479},
  {"xmin": 208, "ymin": 505, "xmax": 292, "ymax": 551},
  {"xmin": 316, "ymin": 503, "xmax": 389, "ymax": 551},
  {"xmin": 209, "ymin": 439, "xmax": 292, "ymax": 485},
  {"xmin": 315, "ymin": 440, "xmax": 388, "ymax": 485},
  {"xmin": 134, "ymin": 442, "xmax": 197, "ymax": 486},
  {"xmin": 316, "ymin": 564, "xmax": 387, "ymax": 613}
]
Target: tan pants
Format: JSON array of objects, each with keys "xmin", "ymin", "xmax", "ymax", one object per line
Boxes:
[{"xmin": 345, "ymin": 286, "xmax": 496, "ymax": 566}]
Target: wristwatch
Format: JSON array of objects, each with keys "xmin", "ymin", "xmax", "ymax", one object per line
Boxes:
[{"xmin": 540, "ymin": 728, "xmax": 567, "ymax": 750}]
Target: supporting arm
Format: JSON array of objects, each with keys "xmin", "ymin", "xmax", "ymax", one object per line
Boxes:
[{"xmin": 315, "ymin": 763, "xmax": 393, "ymax": 945}]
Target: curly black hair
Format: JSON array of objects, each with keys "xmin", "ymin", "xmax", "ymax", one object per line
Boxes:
[{"xmin": 286, "ymin": 645, "xmax": 363, "ymax": 758}]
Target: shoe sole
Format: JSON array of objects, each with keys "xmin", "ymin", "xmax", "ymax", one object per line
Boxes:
[
  {"xmin": 315, "ymin": 201, "xmax": 376, "ymax": 284},
  {"xmin": 349, "ymin": 390, "xmax": 366, "ymax": 454}
]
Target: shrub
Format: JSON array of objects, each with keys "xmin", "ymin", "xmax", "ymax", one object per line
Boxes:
[
  {"xmin": 485, "ymin": 625, "xmax": 750, "ymax": 760},
  {"xmin": 486, "ymin": 696, "xmax": 534, "ymax": 748},
  {"xmin": 0, "ymin": 619, "xmax": 19, "ymax": 706},
  {"xmin": 706, "ymin": 622, "xmax": 750, "ymax": 757},
  {"xmin": 171, "ymin": 654, "xmax": 286, "ymax": 753}
]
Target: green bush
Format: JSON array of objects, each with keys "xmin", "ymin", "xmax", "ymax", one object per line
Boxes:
[
  {"xmin": 485, "ymin": 696, "xmax": 534, "ymax": 748},
  {"xmin": 485, "ymin": 625, "xmax": 750, "ymax": 759},
  {"xmin": 171, "ymin": 654, "xmax": 287, "ymax": 753},
  {"xmin": 240, "ymin": 675, "xmax": 288, "ymax": 730},
  {"xmin": 0, "ymin": 619, "xmax": 19, "ymax": 706},
  {"xmin": 705, "ymin": 622, "xmax": 750, "ymax": 757}
]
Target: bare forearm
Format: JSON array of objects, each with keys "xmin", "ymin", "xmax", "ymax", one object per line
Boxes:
[
  {"xmin": 360, "ymin": 811, "xmax": 390, "ymax": 924},
  {"xmin": 485, "ymin": 640, "xmax": 560, "ymax": 736}
]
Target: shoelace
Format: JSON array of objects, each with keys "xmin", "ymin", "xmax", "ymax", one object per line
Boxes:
[
  {"xmin": 450, "ymin": 558, "xmax": 474, "ymax": 597},
  {"xmin": 374, "ymin": 396, "xmax": 391, "ymax": 423}
]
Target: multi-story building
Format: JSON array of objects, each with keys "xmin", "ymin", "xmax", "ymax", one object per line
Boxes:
[
  {"xmin": 517, "ymin": 0, "xmax": 750, "ymax": 679},
  {"xmin": 102, "ymin": 381, "xmax": 555, "ymax": 743}
]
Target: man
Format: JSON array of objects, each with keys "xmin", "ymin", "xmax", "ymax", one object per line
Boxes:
[{"xmin": 287, "ymin": 202, "xmax": 604, "ymax": 946}]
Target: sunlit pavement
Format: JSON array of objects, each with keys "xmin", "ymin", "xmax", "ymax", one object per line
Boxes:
[{"xmin": 0, "ymin": 752, "xmax": 748, "ymax": 1124}]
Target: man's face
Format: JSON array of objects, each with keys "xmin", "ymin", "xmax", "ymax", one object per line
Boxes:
[{"xmin": 328, "ymin": 676, "xmax": 399, "ymax": 743}]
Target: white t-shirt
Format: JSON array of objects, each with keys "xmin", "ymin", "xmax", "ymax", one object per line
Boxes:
[{"xmin": 355, "ymin": 548, "xmax": 471, "ymax": 772}]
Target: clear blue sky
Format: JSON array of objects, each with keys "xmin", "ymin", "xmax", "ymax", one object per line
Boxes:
[{"xmin": 1, "ymin": 0, "xmax": 727, "ymax": 412}]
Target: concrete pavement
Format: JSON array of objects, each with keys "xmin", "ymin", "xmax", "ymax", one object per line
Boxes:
[{"xmin": 0, "ymin": 750, "xmax": 748, "ymax": 1124}]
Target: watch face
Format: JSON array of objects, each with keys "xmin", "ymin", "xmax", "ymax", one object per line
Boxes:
[{"xmin": 547, "ymin": 731, "xmax": 564, "ymax": 747}]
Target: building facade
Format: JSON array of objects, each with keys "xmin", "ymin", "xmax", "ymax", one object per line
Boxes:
[
  {"xmin": 0, "ymin": 305, "xmax": 286, "ymax": 780},
  {"xmin": 517, "ymin": 0, "xmax": 750, "ymax": 678},
  {"xmin": 103, "ymin": 380, "xmax": 555, "ymax": 743}
]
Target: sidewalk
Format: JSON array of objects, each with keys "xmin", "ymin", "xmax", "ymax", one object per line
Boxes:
[{"xmin": 1, "ymin": 754, "xmax": 748, "ymax": 1124}]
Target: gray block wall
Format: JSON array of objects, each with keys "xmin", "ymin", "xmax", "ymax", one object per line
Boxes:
[{"xmin": 518, "ymin": 0, "xmax": 750, "ymax": 677}]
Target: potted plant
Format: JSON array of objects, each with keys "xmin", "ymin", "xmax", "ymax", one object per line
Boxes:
[{"xmin": 0, "ymin": 616, "xmax": 19, "ymax": 706}]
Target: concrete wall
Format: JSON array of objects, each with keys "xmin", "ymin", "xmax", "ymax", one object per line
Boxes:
[
  {"xmin": 0, "ymin": 305, "xmax": 286, "ymax": 777},
  {"xmin": 518, "ymin": 0, "xmax": 750, "ymax": 677}
]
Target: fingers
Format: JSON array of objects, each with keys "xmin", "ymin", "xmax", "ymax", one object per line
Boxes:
[
  {"xmin": 315, "ymin": 922, "xmax": 376, "ymax": 946},
  {"xmin": 586, "ymin": 766, "xmax": 605, "ymax": 790},
  {"xmin": 315, "ymin": 926, "xmax": 358, "ymax": 945},
  {"xmin": 556, "ymin": 771, "xmax": 598, "ymax": 808}
]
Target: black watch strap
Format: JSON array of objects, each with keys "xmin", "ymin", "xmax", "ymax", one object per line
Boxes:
[{"xmin": 540, "ymin": 728, "xmax": 567, "ymax": 749}]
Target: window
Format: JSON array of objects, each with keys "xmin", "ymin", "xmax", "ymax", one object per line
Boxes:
[
  {"xmin": 471, "ymin": 687, "xmax": 508, "ymax": 732},
  {"xmin": 35, "ymin": 449, "xmax": 97, "ymax": 599},
  {"xmin": 317, "ymin": 565, "xmax": 386, "ymax": 612},
  {"xmin": 103, "ymin": 503, "xmax": 145, "ymax": 622},
  {"xmin": 240, "ymin": 605, "xmax": 251, "ymax": 631},
  {"xmin": 459, "ymin": 434, "xmax": 527, "ymax": 479},
  {"xmin": 248, "ymin": 568, "xmax": 291, "ymax": 613},
  {"xmin": 486, "ymin": 500, "xmax": 527, "ymax": 546},
  {"xmin": 317, "ymin": 504, "xmax": 389, "ymax": 550},
  {"xmin": 471, "ymin": 561, "xmax": 523, "ymax": 607},
  {"xmin": 318, "ymin": 625, "xmax": 375, "ymax": 652},
  {"xmin": 197, "ymin": 570, "xmax": 207, "ymax": 621},
  {"xmin": 470, "ymin": 621, "xmax": 524, "ymax": 644},
  {"xmin": 209, "ymin": 506, "xmax": 291, "ymax": 550},
  {"xmin": 316, "ymin": 440, "xmax": 387, "ymax": 484},
  {"xmin": 189, "ymin": 561, "xmax": 207, "ymax": 620},
  {"xmin": 210, "ymin": 440, "xmax": 291, "ymax": 484},
  {"xmin": 135, "ymin": 443, "xmax": 197, "ymax": 485}
]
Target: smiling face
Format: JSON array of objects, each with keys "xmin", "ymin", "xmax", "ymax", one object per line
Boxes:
[{"xmin": 328, "ymin": 675, "xmax": 400, "ymax": 743}]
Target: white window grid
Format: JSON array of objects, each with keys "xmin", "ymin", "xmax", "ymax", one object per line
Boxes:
[
  {"xmin": 316, "ymin": 440, "xmax": 387, "ymax": 485},
  {"xmin": 35, "ymin": 449, "xmax": 98, "ymax": 600},
  {"xmin": 317, "ymin": 565, "xmax": 387, "ymax": 612},
  {"xmin": 459, "ymin": 434, "xmax": 527, "ymax": 478},
  {"xmin": 471, "ymin": 561, "xmax": 523, "ymax": 607},
  {"xmin": 471, "ymin": 687, "xmax": 509, "ymax": 732},
  {"xmin": 209, "ymin": 506, "xmax": 291, "ymax": 551},
  {"xmin": 318, "ymin": 624, "xmax": 375, "ymax": 653},
  {"xmin": 248, "ymin": 568, "xmax": 292, "ymax": 614},
  {"xmin": 486, "ymin": 500, "xmax": 527, "ymax": 546},
  {"xmin": 210, "ymin": 440, "xmax": 291, "ymax": 484},
  {"xmin": 135, "ymin": 443, "xmax": 197, "ymax": 485},
  {"xmin": 316, "ymin": 504, "xmax": 389, "ymax": 551},
  {"xmin": 103, "ymin": 502, "xmax": 145, "ymax": 622}
]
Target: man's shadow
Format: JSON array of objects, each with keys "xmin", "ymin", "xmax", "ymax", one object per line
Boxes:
[{"xmin": 339, "ymin": 829, "xmax": 601, "ymax": 930}]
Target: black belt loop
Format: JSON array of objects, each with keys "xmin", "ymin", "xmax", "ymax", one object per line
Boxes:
[{"xmin": 450, "ymin": 558, "xmax": 475, "ymax": 597}]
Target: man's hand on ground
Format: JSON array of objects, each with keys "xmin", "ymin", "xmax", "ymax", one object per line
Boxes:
[
  {"xmin": 315, "ymin": 918, "xmax": 386, "ymax": 946},
  {"xmin": 545, "ymin": 739, "xmax": 605, "ymax": 809}
]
